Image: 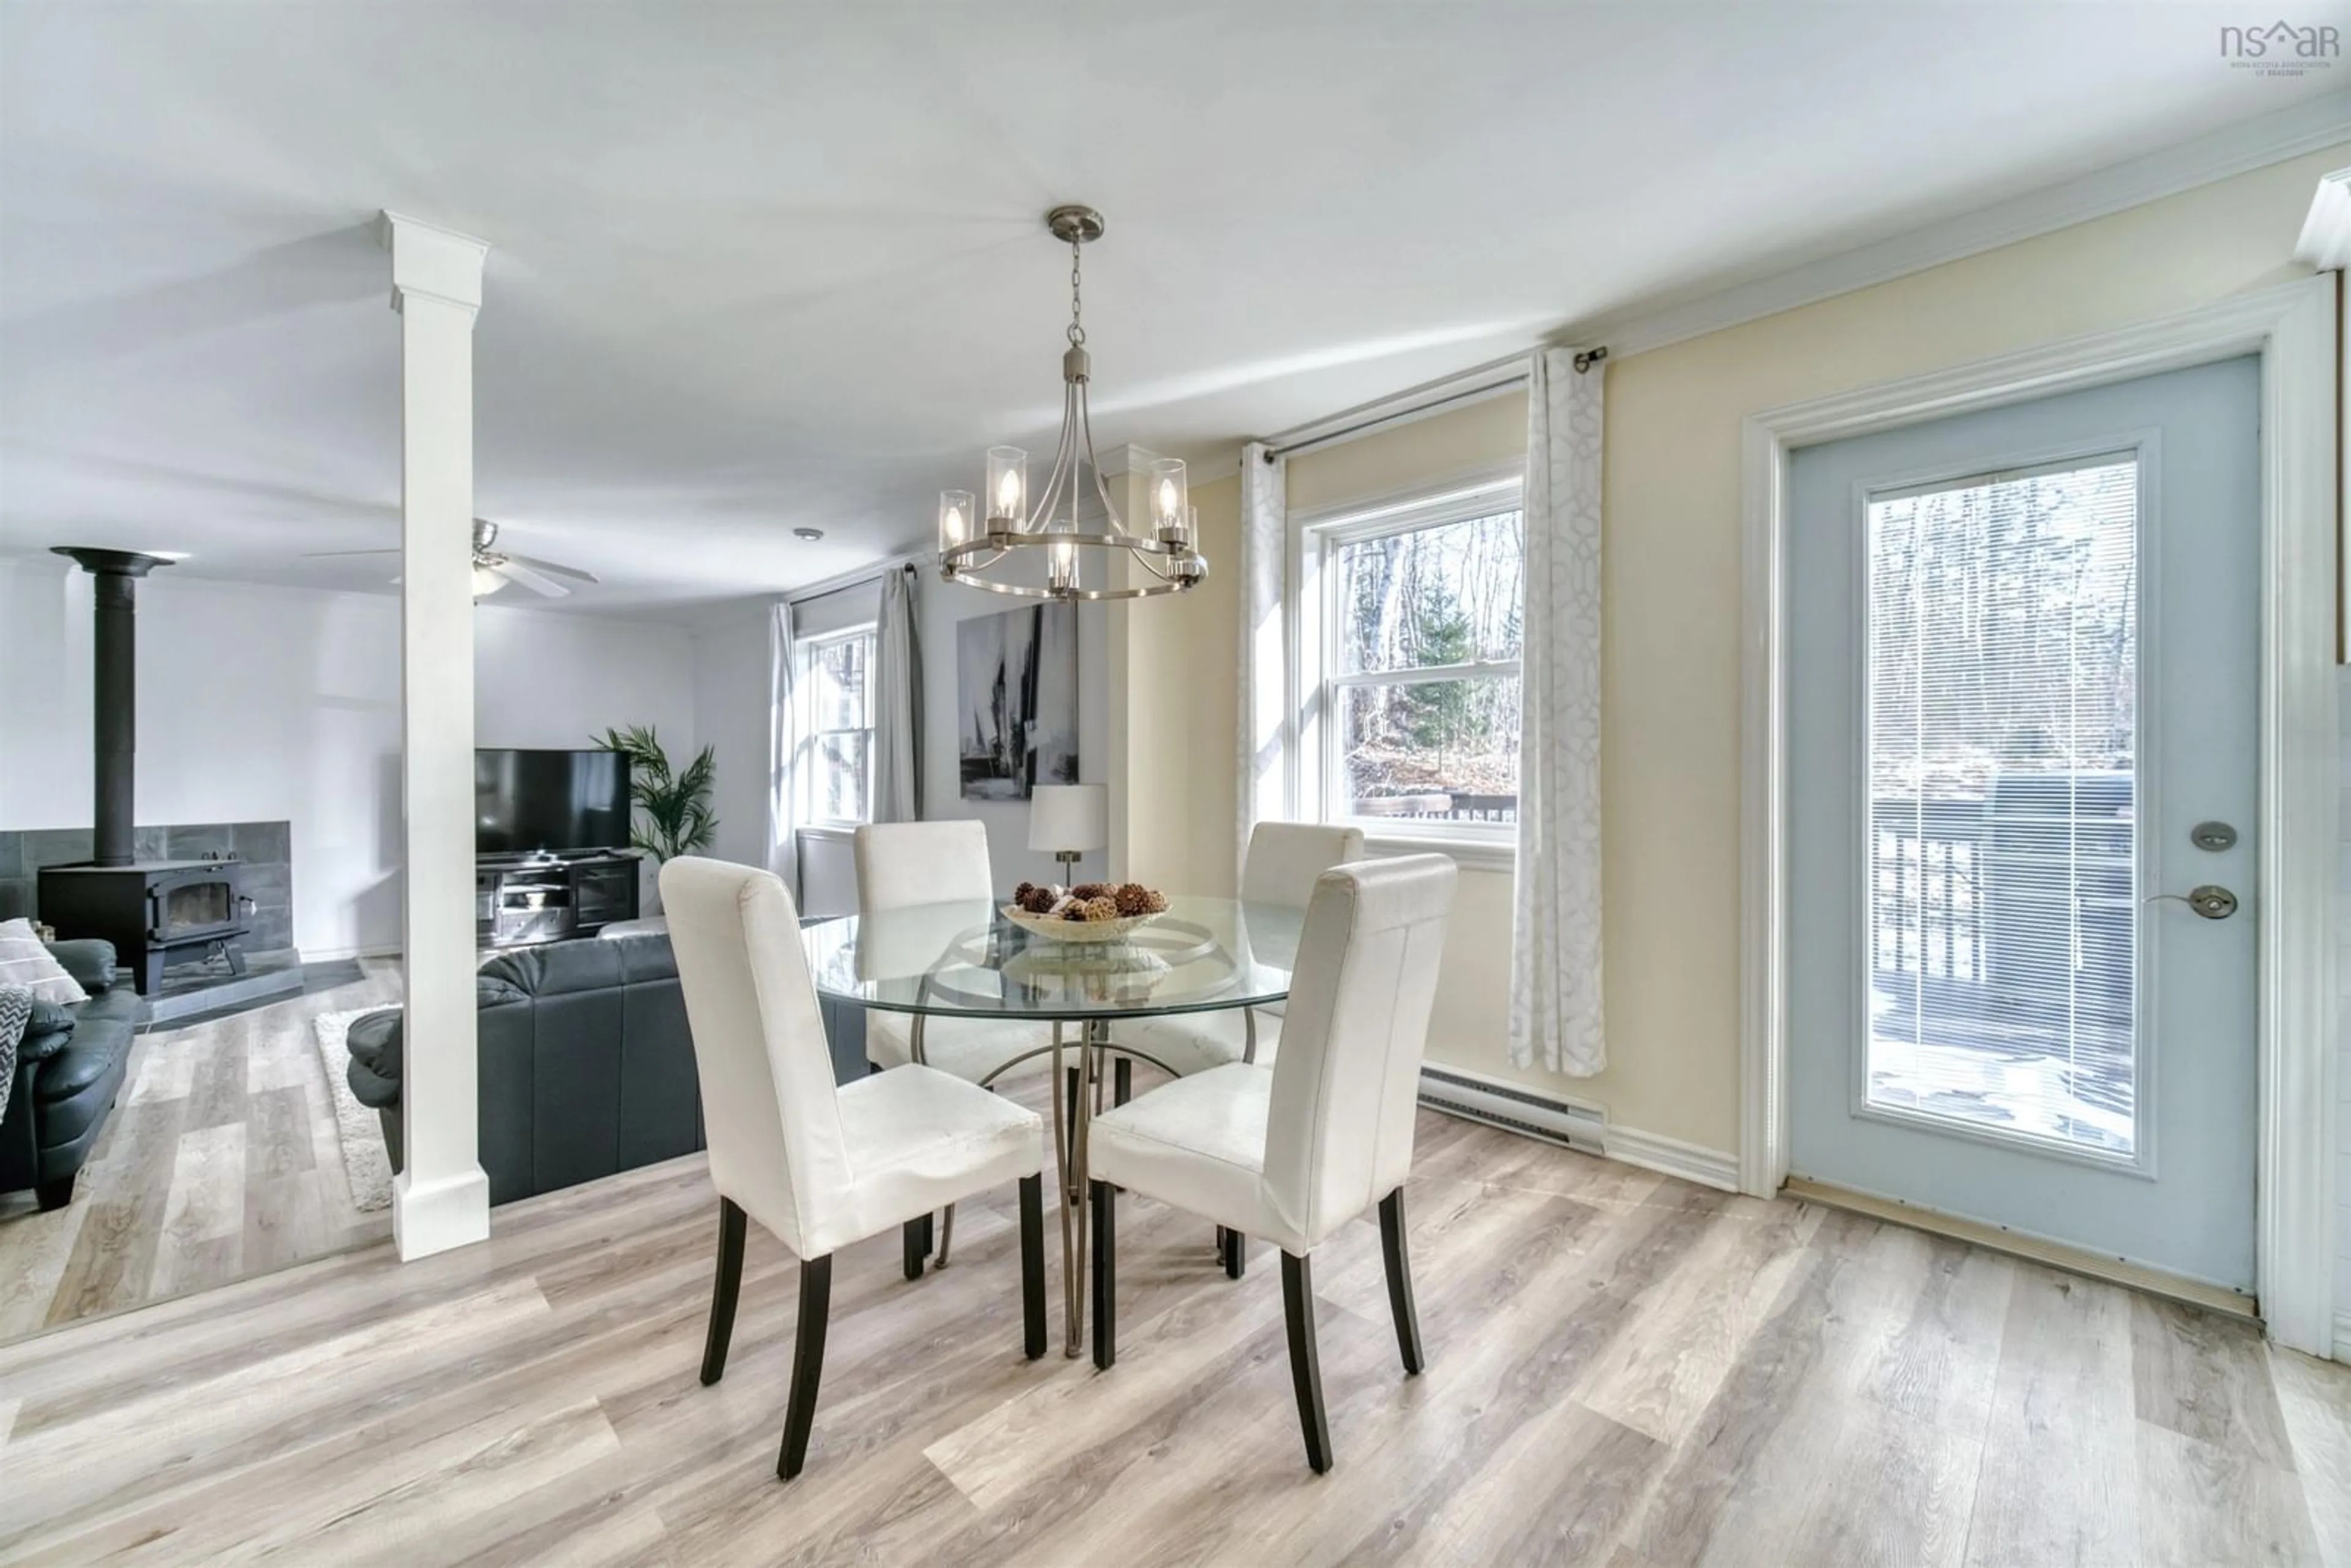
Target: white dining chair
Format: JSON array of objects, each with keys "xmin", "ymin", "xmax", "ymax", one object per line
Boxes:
[
  {"xmin": 1110, "ymin": 820, "xmax": 1365, "ymax": 1276},
  {"xmin": 661, "ymin": 856, "xmax": 1049, "ymax": 1481},
  {"xmin": 853, "ymin": 819, "xmax": 1058, "ymax": 1274},
  {"xmin": 853, "ymin": 820, "xmax": 1055, "ymax": 1084},
  {"xmin": 1111, "ymin": 821, "xmax": 1364, "ymax": 1074},
  {"xmin": 1084, "ymin": 853, "xmax": 1457, "ymax": 1473}
]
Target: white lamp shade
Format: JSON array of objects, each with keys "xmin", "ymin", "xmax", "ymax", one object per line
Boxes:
[{"xmin": 1029, "ymin": 783, "xmax": 1107, "ymax": 855}]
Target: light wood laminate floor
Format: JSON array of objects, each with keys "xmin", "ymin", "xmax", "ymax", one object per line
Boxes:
[
  {"xmin": 0, "ymin": 960, "xmax": 399, "ymax": 1340},
  {"xmin": 1, "ymin": 1101, "xmax": 2344, "ymax": 1566}
]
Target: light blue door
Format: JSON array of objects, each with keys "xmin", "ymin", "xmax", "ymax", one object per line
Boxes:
[{"xmin": 1787, "ymin": 356, "xmax": 2259, "ymax": 1292}]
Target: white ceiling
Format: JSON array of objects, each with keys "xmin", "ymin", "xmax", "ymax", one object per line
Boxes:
[{"xmin": 1, "ymin": 4, "xmax": 2341, "ymax": 620}]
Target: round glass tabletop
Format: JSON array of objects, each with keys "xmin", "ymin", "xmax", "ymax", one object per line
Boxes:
[{"xmin": 800, "ymin": 895, "xmax": 1300, "ymax": 1021}]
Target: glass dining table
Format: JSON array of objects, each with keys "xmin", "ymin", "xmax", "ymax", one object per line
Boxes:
[{"xmin": 800, "ymin": 895, "xmax": 1302, "ymax": 1356}]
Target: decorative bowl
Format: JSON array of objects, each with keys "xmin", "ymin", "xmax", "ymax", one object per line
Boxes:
[{"xmin": 1000, "ymin": 904, "xmax": 1158, "ymax": 944}]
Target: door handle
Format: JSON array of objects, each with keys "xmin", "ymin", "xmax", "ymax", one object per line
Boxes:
[{"xmin": 2145, "ymin": 885, "xmax": 2238, "ymax": 920}]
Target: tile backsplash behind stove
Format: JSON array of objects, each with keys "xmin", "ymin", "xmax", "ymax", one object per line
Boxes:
[{"xmin": 0, "ymin": 820, "xmax": 293, "ymax": 951}]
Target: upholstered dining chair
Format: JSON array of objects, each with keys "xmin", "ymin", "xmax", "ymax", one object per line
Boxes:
[
  {"xmin": 853, "ymin": 821, "xmax": 1055, "ymax": 1085},
  {"xmin": 661, "ymin": 856, "xmax": 1049, "ymax": 1481},
  {"xmin": 853, "ymin": 819, "xmax": 1057, "ymax": 1274},
  {"xmin": 1111, "ymin": 820, "xmax": 1365, "ymax": 1277},
  {"xmin": 1084, "ymin": 853, "xmax": 1457, "ymax": 1473},
  {"xmin": 1111, "ymin": 821, "xmax": 1365, "ymax": 1076}
]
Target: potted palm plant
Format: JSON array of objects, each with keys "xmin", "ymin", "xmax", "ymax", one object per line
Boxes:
[{"xmin": 594, "ymin": 726, "xmax": 717, "ymax": 912}]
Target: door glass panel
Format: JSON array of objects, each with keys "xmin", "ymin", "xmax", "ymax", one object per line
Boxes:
[{"xmin": 1863, "ymin": 456, "xmax": 2140, "ymax": 1156}]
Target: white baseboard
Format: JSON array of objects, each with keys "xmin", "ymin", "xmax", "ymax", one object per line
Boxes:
[
  {"xmin": 392, "ymin": 1166, "xmax": 490, "ymax": 1260},
  {"xmin": 1416, "ymin": 1063, "xmax": 1740, "ymax": 1192},
  {"xmin": 1602, "ymin": 1125, "xmax": 1741, "ymax": 1192},
  {"xmin": 2334, "ymin": 1312, "xmax": 2350, "ymax": 1365}
]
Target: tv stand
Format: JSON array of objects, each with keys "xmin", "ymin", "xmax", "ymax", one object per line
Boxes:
[{"xmin": 476, "ymin": 850, "xmax": 641, "ymax": 948}]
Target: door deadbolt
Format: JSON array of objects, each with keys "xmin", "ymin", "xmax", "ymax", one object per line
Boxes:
[
  {"xmin": 2147, "ymin": 885, "xmax": 2238, "ymax": 920},
  {"xmin": 2189, "ymin": 821, "xmax": 2238, "ymax": 852}
]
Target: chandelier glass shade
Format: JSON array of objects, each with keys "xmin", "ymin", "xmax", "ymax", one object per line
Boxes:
[{"xmin": 937, "ymin": 206, "xmax": 1207, "ymax": 602}]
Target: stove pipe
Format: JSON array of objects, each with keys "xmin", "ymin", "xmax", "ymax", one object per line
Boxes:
[{"xmin": 52, "ymin": 548, "xmax": 173, "ymax": 868}]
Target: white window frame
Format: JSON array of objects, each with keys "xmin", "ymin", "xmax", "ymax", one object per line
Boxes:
[
  {"xmin": 1289, "ymin": 466, "xmax": 1524, "ymax": 869},
  {"xmin": 798, "ymin": 622, "xmax": 877, "ymax": 830}
]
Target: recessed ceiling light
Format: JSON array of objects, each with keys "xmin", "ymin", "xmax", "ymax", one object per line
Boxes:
[{"xmin": 793, "ymin": 527, "xmax": 824, "ymax": 541}]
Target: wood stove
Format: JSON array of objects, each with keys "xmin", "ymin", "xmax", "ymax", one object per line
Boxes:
[
  {"xmin": 39, "ymin": 858, "xmax": 255, "ymax": 995},
  {"xmin": 36, "ymin": 547, "xmax": 261, "ymax": 996}
]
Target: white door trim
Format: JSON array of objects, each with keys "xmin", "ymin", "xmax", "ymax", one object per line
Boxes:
[{"xmin": 1739, "ymin": 278, "xmax": 2339, "ymax": 1356}]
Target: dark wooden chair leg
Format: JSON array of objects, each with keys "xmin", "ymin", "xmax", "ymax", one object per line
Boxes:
[
  {"xmin": 778, "ymin": 1254, "xmax": 833, "ymax": 1480},
  {"xmin": 902, "ymin": 1212, "xmax": 932, "ymax": 1280},
  {"xmin": 34, "ymin": 1174, "xmax": 77, "ymax": 1213},
  {"xmin": 1281, "ymin": 1250, "xmax": 1332, "ymax": 1474},
  {"xmin": 1090, "ymin": 1179, "xmax": 1116, "ymax": 1371},
  {"xmin": 1113, "ymin": 1056, "xmax": 1132, "ymax": 1106},
  {"xmin": 1065, "ymin": 1066, "xmax": 1081, "ymax": 1132},
  {"xmin": 1019, "ymin": 1174, "xmax": 1047, "ymax": 1360},
  {"xmin": 1378, "ymin": 1188, "xmax": 1425, "ymax": 1376},
  {"xmin": 700, "ymin": 1198, "xmax": 748, "ymax": 1386},
  {"xmin": 1221, "ymin": 1225, "xmax": 1246, "ymax": 1279}
]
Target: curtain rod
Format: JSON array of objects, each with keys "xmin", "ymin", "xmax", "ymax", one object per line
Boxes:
[
  {"xmin": 784, "ymin": 549, "xmax": 922, "ymax": 608},
  {"xmin": 1258, "ymin": 344, "xmax": 1607, "ymax": 463}
]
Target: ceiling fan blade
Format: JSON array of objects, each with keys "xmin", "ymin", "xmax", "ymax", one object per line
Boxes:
[
  {"xmin": 493, "ymin": 559, "xmax": 571, "ymax": 598},
  {"xmin": 301, "ymin": 547, "xmax": 402, "ymax": 560},
  {"xmin": 496, "ymin": 550, "xmax": 599, "ymax": 584}
]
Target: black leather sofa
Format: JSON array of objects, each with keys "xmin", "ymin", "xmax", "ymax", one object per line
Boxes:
[
  {"xmin": 347, "ymin": 933, "xmax": 707, "ymax": 1206},
  {"xmin": 1, "ymin": 939, "xmax": 135, "ymax": 1210}
]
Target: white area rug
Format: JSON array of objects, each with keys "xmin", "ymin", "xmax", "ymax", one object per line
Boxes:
[{"xmin": 313, "ymin": 1008, "xmax": 397, "ymax": 1213}]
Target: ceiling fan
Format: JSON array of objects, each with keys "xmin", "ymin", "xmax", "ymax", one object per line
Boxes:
[{"xmin": 304, "ymin": 519, "xmax": 599, "ymax": 599}]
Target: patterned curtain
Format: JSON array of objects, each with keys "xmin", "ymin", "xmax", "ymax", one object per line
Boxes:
[
  {"xmin": 871, "ymin": 566, "xmax": 923, "ymax": 824},
  {"xmin": 1237, "ymin": 441, "xmax": 1289, "ymax": 887},
  {"xmin": 1509, "ymin": 347, "xmax": 1606, "ymax": 1074}
]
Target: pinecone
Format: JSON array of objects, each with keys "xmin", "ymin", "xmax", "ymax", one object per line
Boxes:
[
  {"xmin": 1071, "ymin": 882, "xmax": 1109, "ymax": 901},
  {"xmin": 1112, "ymin": 883, "xmax": 1154, "ymax": 917},
  {"xmin": 1018, "ymin": 885, "xmax": 1058, "ymax": 915},
  {"xmin": 1013, "ymin": 880, "xmax": 1038, "ymax": 904},
  {"xmin": 1081, "ymin": 896, "xmax": 1120, "ymax": 922}
]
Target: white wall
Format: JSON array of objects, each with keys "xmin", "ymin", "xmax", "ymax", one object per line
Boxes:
[
  {"xmin": 691, "ymin": 606, "xmax": 773, "ymax": 871},
  {"xmin": 0, "ymin": 557, "xmax": 695, "ymax": 955}
]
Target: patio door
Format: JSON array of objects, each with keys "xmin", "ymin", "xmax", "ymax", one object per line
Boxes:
[{"xmin": 1785, "ymin": 354, "xmax": 2260, "ymax": 1294}]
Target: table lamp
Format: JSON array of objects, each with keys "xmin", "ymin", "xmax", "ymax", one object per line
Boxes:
[{"xmin": 1029, "ymin": 783, "xmax": 1106, "ymax": 883}]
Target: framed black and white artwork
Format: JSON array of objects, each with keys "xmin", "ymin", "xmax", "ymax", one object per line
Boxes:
[{"xmin": 957, "ymin": 601, "xmax": 1079, "ymax": 801}]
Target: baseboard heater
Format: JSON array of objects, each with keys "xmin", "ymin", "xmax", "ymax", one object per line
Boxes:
[{"xmin": 1417, "ymin": 1064, "xmax": 1607, "ymax": 1156}]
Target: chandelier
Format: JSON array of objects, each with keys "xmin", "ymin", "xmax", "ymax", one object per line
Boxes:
[{"xmin": 937, "ymin": 206, "xmax": 1207, "ymax": 601}]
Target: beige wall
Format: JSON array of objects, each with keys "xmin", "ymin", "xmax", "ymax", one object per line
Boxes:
[
  {"xmin": 1115, "ymin": 468, "xmax": 1243, "ymax": 895},
  {"xmin": 1128, "ymin": 143, "xmax": 2345, "ymax": 1153}
]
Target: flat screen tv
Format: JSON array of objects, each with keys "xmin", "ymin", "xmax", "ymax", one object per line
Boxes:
[{"xmin": 475, "ymin": 749, "xmax": 633, "ymax": 856}]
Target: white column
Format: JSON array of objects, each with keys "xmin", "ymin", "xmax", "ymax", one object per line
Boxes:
[{"xmin": 381, "ymin": 211, "xmax": 491, "ymax": 1260}]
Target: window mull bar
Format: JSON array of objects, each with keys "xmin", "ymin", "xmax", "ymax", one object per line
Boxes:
[{"xmin": 1259, "ymin": 345, "xmax": 1606, "ymax": 462}]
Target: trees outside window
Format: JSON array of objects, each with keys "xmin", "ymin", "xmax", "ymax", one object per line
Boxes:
[{"xmin": 1310, "ymin": 479, "xmax": 1523, "ymax": 839}]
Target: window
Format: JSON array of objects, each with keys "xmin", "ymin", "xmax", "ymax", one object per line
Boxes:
[
  {"xmin": 1300, "ymin": 476, "xmax": 1523, "ymax": 849},
  {"xmin": 801, "ymin": 625, "xmax": 875, "ymax": 827},
  {"xmin": 1862, "ymin": 454, "xmax": 2141, "ymax": 1157}
]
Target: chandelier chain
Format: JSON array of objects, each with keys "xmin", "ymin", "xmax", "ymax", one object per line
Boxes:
[{"xmin": 1067, "ymin": 236, "xmax": 1086, "ymax": 347}]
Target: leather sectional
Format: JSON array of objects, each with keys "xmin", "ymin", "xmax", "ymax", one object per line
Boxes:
[{"xmin": 1, "ymin": 939, "xmax": 135, "ymax": 1210}]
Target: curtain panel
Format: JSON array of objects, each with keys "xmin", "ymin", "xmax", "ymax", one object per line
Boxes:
[
  {"xmin": 872, "ymin": 566, "xmax": 923, "ymax": 824},
  {"xmin": 1509, "ymin": 347, "xmax": 1606, "ymax": 1075},
  {"xmin": 766, "ymin": 598, "xmax": 800, "ymax": 898},
  {"xmin": 1237, "ymin": 441, "xmax": 1289, "ymax": 887}
]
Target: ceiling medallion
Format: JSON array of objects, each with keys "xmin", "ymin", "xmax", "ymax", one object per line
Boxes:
[{"xmin": 936, "ymin": 205, "xmax": 1207, "ymax": 601}]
